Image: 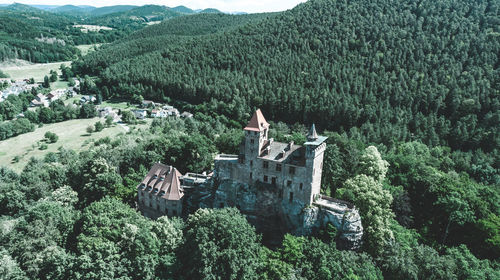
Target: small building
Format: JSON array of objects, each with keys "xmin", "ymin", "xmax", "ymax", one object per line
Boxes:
[
  {"xmin": 168, "ymin": 108, "xmax": 180, "ymax": 117},
  {"xmin": 180, "ymin": 111, "xmax": 193, "ymax": 118},
  {"xmin": 97, "ymin": 107, "xmax": 113, "ymax": 118},
  {"xmin": 47, "ymin": 89, "xmax": 64, "ymax": 102},
  {"xmin": 142, "ymin": 100, "xmax": 156, "ymax": 108},
  {"xmin": 137, "ymin": 163, "xmax": 186, "ymax": 219},
  {"xmin": 133, "ymin": 109, "xmax": 148, "ymax": 119},
  {"xmin": 30, "ymin": 93, "xmax": 49, "ymax": 107},
  {"xmin": 80, "ymin": 95, "xmax": 96, "ymax": 104}
]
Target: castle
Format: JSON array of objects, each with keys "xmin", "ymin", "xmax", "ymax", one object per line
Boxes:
[
  {"xmin": 214, "ymin": 109, "xmax": 327, "ymax": 207},
  {"xmin": 138, "ymin": 109, "xmax": 327, "ymax": 217},
  {"xmin": 137, "ymin": 109, "xmax": 363, "ymax": 249}
]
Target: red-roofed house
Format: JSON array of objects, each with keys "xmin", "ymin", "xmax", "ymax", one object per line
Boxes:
[{"xmin": 137, "ymin": 163, "xmax": 185, "ymax": 218}]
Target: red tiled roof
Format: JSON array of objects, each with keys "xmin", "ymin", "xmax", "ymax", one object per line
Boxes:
[
  {"xmin": 244, "ymin": 109, "xmax": 270, "ymax": 131},
  {"xmin": 139, "ymin": 163, "xmax": 184, "ymax": 201}
]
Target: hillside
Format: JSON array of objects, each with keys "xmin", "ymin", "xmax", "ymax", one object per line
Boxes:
[
  {"xmin": 75, "ymin": 0, "xmax": 499, "ymax": 157},
  {"xmin": 72, "ymin": 13, "xmax": 277, "ymax": 74},
  {"xmin": 50, "ymin": 5, "xmax": 96, "ymax": 17},
  {"xmin": 171, "ymin": 5, "xmax": 195, "ymax": 14},
  {"xmin": 0, "ymin": 3, "xmax": 80, "ymax": 62},
  {"xmin": 85, "ymin": 5, "xmax": 183, "ymax": 31},
  {"xmin": 0, "ymin": 4, "xmax": 173, "ymax": 62}
]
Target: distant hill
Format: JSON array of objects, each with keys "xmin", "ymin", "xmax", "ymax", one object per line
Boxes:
[
  {"xmin": 29, "ymin": 4, "xmax": 60, "ymax": 10},
  {"xmin": 0, "ymin": 3, "xmax": 129, "ymax": 62},
  {"xmin": 1, "ymin": 3, "xmax": 44, "ymax": 13},
  {"xmin": 171, "ymin": 5, "xmax": 195, "ymax": 14},
  {"xmin": 199, "ymin": 8, "xmax": 223, "ymax": 14},
  {"xmin": 87, "ymin": 5, "xmax": 183, "ymax": 29},
  {"xmin": 50, "ymin": 5, "xmax": 96, "ymax": 17},
  {"xmin": 73, "ymin": 12, "xmax": 275, "ymax": 71},
  {"xmin": 128, "ymin": 12, "xmax": 276, "ymax": 39},
  {"xmin": 91, "ymin": 5, "xmax": 137, "ymax": 17},
  {"xmin": 0, "ymin": 3, "xmax": 79, "ymax": 62},
  {"xmin": 75, "ymin": 0, "xmax": 499, "ymax": 156}
]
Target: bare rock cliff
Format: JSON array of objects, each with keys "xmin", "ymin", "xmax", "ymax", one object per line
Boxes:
[{"xmin": 185, "ymin": 178, "xmax": 363, "ymax": 250}]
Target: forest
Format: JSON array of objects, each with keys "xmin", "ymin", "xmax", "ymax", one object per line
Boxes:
[
  {"xmin": 0, "ymin": 114, "xmax": 498, "ymax": 279},
  {"xmin": 0, "ymin": 4, "xmax": 192, "ymax": 63},
  {"xmin": 74, "ymin": 0, "xmax": 499, "ymax": 155},
  {"xmin": 0, "ymin": 0, "xmax": 499, "ymax": 278}
]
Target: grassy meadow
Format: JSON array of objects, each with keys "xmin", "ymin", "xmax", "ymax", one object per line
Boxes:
[
  {"xmin": 0, "ymin": 60, "xmax": 72, "ymax": 82},
  {"xmin": 0, "ymin": 118, "xmax": 124, "ymax": 172}
]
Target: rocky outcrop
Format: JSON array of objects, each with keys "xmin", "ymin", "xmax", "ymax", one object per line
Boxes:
[{"xmin": 184, "ymin": 178, "xmax": 363, "ymax": 250}]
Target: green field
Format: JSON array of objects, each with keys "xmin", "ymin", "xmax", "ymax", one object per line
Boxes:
[
  {"xmin": 100, "ymin": 99, "xmax": 135, "ymax": 110},
  {"xmin": 0, "ymin": 60, "xmax": 72, "ymax": 82},
  {"xmin": 0, "ymin": 118, "xmax": 126, "ymax": 172}
]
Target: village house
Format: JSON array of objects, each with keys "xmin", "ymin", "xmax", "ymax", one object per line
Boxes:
[
  {"xmin": 137, "ymin": 163, "xmax": 186, "ymax": 219},
  {"xmin": 142, "ymin": 100, "xmax": 156, "ymax": 108},
  {"xmin": 133, "ymin": 109, "xmax": 148, "ymax": 119},
  {"xmin": 1, "ymin": 80, "xmax": 39, "ymax": 102},
  {"xmin": 163, "ymin": 105, "xmax": 180, "ymax": 117},
  {"xmin": 180, "ymin": 111, "xmax": 193, "ymax": 118},
  {"xmin": 80, "ymin": 95, "xmax": 96, "ymax": 104},
  {"xmin": 46, "ymin": 89, "xmax": 65, "ymax": 102},
  {"xmin": 98, "ymin": 107, "xmax": 120, "ymax": 122},
  {"xmin": 30, "ymin": 93, "xmax": 49, "ymax": 107}
]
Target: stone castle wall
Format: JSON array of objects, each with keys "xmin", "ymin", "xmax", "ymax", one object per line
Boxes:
[{"xmin": 185, "ymin": 163, "xmax": 363, "ymax": 249}]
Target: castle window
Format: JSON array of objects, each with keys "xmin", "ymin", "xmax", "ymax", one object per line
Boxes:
[
  {"xmin": 251, "ymin": 139, "xmax": 255, "ymax": 144},
  {"xmin": 263, "ymin": 161, "xmax": 269, "ymax": 169},
  {"xmin": 276, "ymin": 164, "xmax": 282, "ymax": 171},
  {"xmin": 289, "ymin": 166, "xmax": 295, "ymax": 175},
  {"xmin": 250, "ymin": 160, "xmax": 253, "ymax": 167},
  {"xmin": 173, "ymin": 210, "xmax": 177, "ymax": 215},
  {"xmin": 271, "ymin": 177, "xmax": 276, "ymax": 186},
  {"xmin": 287, "ymin": 180, "xmax": 292, "ymax": 187},
  {"xmin": 263, "ymin": 175, "xmax": 268, "ymax": 182},
  {"xmin": 289, "ymin": 192, "xmax": 294, "ymax": 202},
  {"xmin": 300, "ymin": 183, "xmax": 303, "ymax": 190},
  {"xmin": 165, "ymin": 209, "xmax": 169, "ymax": 215},
  {"xmin": 250, "ymin": 172, "xmax": 253, "ymax": 179}
]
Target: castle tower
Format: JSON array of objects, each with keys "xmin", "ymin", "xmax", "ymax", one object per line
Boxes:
[
  {"xmin": 243, "ymin": 109, "xmax": 269, "ymax": 160},
  {"xmin": 303, "ymin": 124, "xmax": 327, "ymax": 204}
]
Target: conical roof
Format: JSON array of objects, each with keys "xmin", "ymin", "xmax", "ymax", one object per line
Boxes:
[
  {"xmin": 244, "ymin": 109, "xmax": 270, "ymax": 132},
  {"xmin": 308, "ymin": 124, "xmax": 318, "ymax": 140},
  {"xmin": 164, "ymin": 168, "xmax": 184, "ymax": 200}
]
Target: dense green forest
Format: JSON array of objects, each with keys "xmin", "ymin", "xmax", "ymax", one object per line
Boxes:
[
  {"xmin": 74, "ymin": 0, "xmax": 499, "ymax": 157},
  {"xmin": 1, "ymin": 0, "xmax": 499, "ymax": 278},
  {"xmin": 0, "ymin": 114, "xmax": 498, "ymax": 279},
  {"xmin": 0, "ymin": 3, "xmax": 235, "ymax": 63},
  {"xmin": 82, "ymin": 5, "xmax": 184, "ymax": 32},
  {"xmin": 0, "ymin": 3, "xmax": 81, "ymax": 62}
]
